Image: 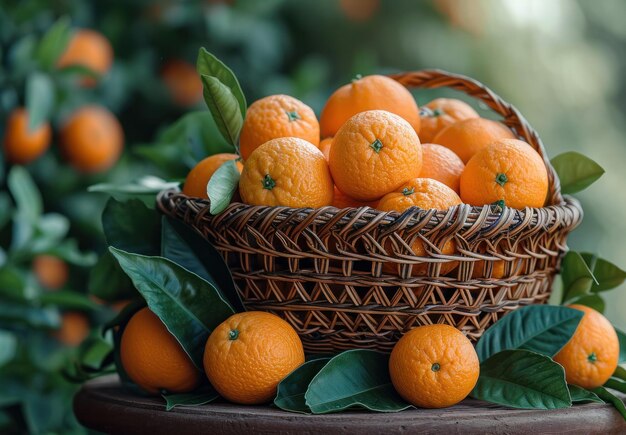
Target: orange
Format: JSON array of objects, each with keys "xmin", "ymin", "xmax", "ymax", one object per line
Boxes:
[
  {"xmin": 121, "ymin": 308, "xmax": 201, "ymax": 394},
  {"xmin": 329, "ymin": 110, "xmax": 422, "ymax": 202},
  {"xmin": 56, "ymin": 29, "xmax": 113, "ymax": 86},
  {"xmin": 339, "ymin": 0, "xmax": 380, "ymax": 21},
  {"xmin": 182, "ymin": 153, "xmax": 242, "ymax": 198},
  {"xmin": 239, "ymin": 95, "xmax": 319, "ymax": 160},
  {"xmin": 239, "ymin": 137, "xmax": 333, "ymax": 208},
  {"xmin": 389, "ymin": 324, "xmax": 479, "ymax": 408},
  {"xmin": 460, "ymin": 139, "xmax": 548, "ymax": 209},
  {"xmin": 2, "ymin": 108, "xmax": 51, "ymax": 165},
  {"xmin": 419, "ymin": 143, "xmax": 465, "ymax": 193},
  {"xmin": 418, "ymin": 98, "xmax": 479, "ymax": 144},
  {"xmin": 378, "ymin": 178, "xmax": 461, "ymax": 276},
  {"xmin": 319, "ymin": 137, "xmax": 333, "ymax": 161},
  {"xmin": 432, "ymin": 117, "xmax": 516, "ymax": 163},
  {"xmin": 554, "ymin": 304, "xmax": 619, "ymax": 389},
  {"xmin": 320, "ymin": 75, "xmax": 420, "ymax": 138},
  {"xmin": 161, "ymin": 59, "xmax": 203, "ymax": 107},
  {"xmin": 203, "ymin": 311, "xmax": 305, "ymax": 405},
  {"xmin": 60, "ymin": 105, "xmax": 124, "ymax": 173},
  {"xmin": 33, "ymin": 255, "xmax": 68, "ymax": 290},
  {"xmin": 332, "ymin": 187, "xmax": 376, "ymax": 209},
  {"xmin": 471, "ymin": 259, "xmax": 505, "ymax": 279},
  {"xmin": 54, "ymin": 312, "xmax": 90, "ymax": 346}
]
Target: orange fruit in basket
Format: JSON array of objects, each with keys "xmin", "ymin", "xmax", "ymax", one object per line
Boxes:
[
  {"xmin": 161, "ymin": 59, "xmax": 203, "ymax": 107},
  {"xmin": 419, "ymin": 143, "xmax": 465, "ymax": 193},
  {"xmin": 329, "ymin": 110, "xmax": 422, "ymax": 202},
  {"xmin": 121, "ymin": 308, "xmax": 201, "ymax": 394},
  {"xmin": 460, "ymin": 139, "xmax": 548, "ymax": 209},
  {"xmin": 56, "ymin": 29, "xmax": 113, "ymax": 86},
  {"xmin": 553, "ymin": 304, "xmax": 619, "ymax": 389},
  {"xmin": 418, "ymin": 98, "xmax": 479, "ymax": 144},
  {"xmin": 54, "ymin": 312, "xmax": 90, "ymax": 346},
  {"xmin": 471, "ymin": 259, "xmax": 505, "ymax": 279},
  {"xmin": 332, "ymin": 187, "xmax": 376, "ymax": 209},
  {"xmin": 389, "ymin": 324, "xmax": 479, "ymax": 408},
  {"xmin": 183, "ymin": 153, "xmax": 242, "ymax": 198},
  {"xmin": 60, "ymin": 105, "xmax": 124, "ymax": 173},
  {"xmin": 33, "ymin": 255, "xmax": 69, "ymax": 290},
  {"xmin": 239, "ymin": 95, "xmax": 320, "ymax": 160},
  {"xmin": 320, "ymin": 75, "xmax": 420, "ymax": 138},
  {"xmin": 2, "ymin": 108, "xmax": 52, "ymax": 165},
  {"xmin": 203, "ymin": 311, "xmax": 305, "ymax": 404},
  {"xmin": 319, "ymin": 137, "xmax": 333, "ymax": 161},
  {"xmin": 378, "ymin": 178, "xmax": 461, "ymax": 276},
  {"xmin": 432, "ymin": 117, "xmax": 515, "ymax": 163},
  {"xmin": 239, "ymin": 137, "xmax": 333, "ymax": 208}
]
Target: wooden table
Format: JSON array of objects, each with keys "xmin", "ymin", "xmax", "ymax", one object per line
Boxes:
[{"xmin": 74, "ymin": 375, "xmax": 626, "ymax": 434}]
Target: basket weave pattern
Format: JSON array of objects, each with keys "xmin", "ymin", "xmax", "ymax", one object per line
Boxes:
[{"xmin": 158, "ymin": 70, "xmax": 583, "ymax": 354}]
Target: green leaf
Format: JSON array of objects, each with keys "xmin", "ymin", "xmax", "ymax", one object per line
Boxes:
[
  {"xmin": 0, "ymin": 330, "xmax": 17, "ymax": 367},
  {"xmin": 304, "ymin": 350, "xmax": 411, "ymax": 414},
  {"xmin": 200, "ymin": 75, "xmax": 243, "ymax": 146},
  {"xmin": 592, "ymin": 387, "xmax": 626, "ymax": 421},
  {"xmin": 570, "ymin": 294, "xmax": 605, "ymax": 313},
  {"xmin": 89, "ymin": 251, "xmax": 137, "ymax": 302},
  {"xmin": 472, "ymin": 349, "xmax": 571, "ymax": 409},
  {"xmin": 475, "ymin": 305, "xmax": 583, "ymax": 362},
  {"xmin": 25, "ymin": 72, "xmax": 54, "ymax": 131},
  {"xmin": 275, "ymin": 359, "xmax": 330, "ymax": 413},
  {"xmin": 551, "ymin": 151, "xmax": 605, "ymax": 194},
  {"xmin": 39, "ymin": 291, "xmax": 98, "ymax": 311},
  {"xmin": 580, "ymin": 254, "xmax": 626, "ymax": 293},
  {"xmin": 196, "ymin": 47, "xmax": 246, "ymax": 116},
  {"xmin": 0, "ymin": 302, "xmax": 60, "ymax": 329},
  {"xmin": 207, "ymin": 160, "xmax": 240, "ymax": 215},
  {"xmin": 162, "ymin": 385, "xmax": 219, "ymax": 411},
  {"xmin": 102, "ymin": 198, "xmax": 161, "ymax": 255},
  {"xmin": 36, "ymin": 16, "xmax": 71, "ymax": 69},
  {"xmin": 616, "ymin": 328, "xmax": 626, "ymax": 364},
  {"xmin": 56, "ymin": 64, "xmax": 100, "ymax": 80},
  {"xmin": 568, "ymin": 385, "xmax": 603, "ymax": 403},
  {"xmin": 7, "ymin": 166, "xmax": 42, "ymax": 223},
  {"xmin": 605, "ymin": 378, "xmax": 626, "ymax": 394},
  {"xmin": 41, "ymin": 239, "xmax": 97, "ymax": 266},
  {"xmin": 78, "ymin": 336, "xmax": 114, "ymax": 370},
  {"xmin": 89, "ymin": 176, "xmax": 179, "ymax": 208},
  {"xmin": 561, "ymin": 251, "xmax": 597, "ymax": 303},
  {"xmin": 109, "ymin": 247, "xmax": 235, "ymax": 369},
  {"xmin": 0, "ymin": 192, "xmax": 13, "ymax": 230}
]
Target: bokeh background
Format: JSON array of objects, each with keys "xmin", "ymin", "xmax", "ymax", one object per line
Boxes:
[{"xmin": 1, "ymin": 0, "xmax": 625, "ymax": 432}]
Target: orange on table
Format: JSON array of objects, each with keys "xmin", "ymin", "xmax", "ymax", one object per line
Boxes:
[
  {"xmin": 56, "ymin": 29, "xmax": 113, "ymax": 86},
  {"xmin": 332, "ymin": 187, "xmax": 376, "ymax": 209},
  {"xmin": 2, "ymin": 108, "xmax": 52, "ymax": 165},
  {"xmin": 203, "ymin": 311, "xmax": 305, "ymax": 405},
  {"xmin": 319, "ymin": 137, "xmax": 333, "ymax": 161},
  {"xmin": 418, "ymin": 98, "xmax": 479, "ymax": 144},
  {"xmin": 239, "ymin": 137, "xmax": 333, "ymax": 208},
  {"xmin": 419, "ymin": 143, "xmax": 465, "ymax": 193},
  {"xmin": 183, "ymin": 153, "xmax": 242, "ymax": 198},
  {"xmin": 329, "ymin": 110, "xmax": 422, "ymax": 202},
  {"xmin": 320, "ymin": 75, "xmax": 421, "ymax": 138},
  {"xmin": 121, "ymin": 308, "xmax": 201, "ymax": 394},
  {"xmin": 377, "ymin": 178, "xmax": 461, "ymax": 276},
  {"xmin": 60, "ymin": 105, "xmax": 124, "ymax": 173},
  {"xmin": 554, "ymin": 304, "xmax": 619, "ymax": 389},
  {"xmin": 239, "ymin": 95, "xmax": 319, "ymax": 160},
  {"xmin": 460, "ymin": 139, "xmax": 548, "ymax": 209},
  {"xmin": 33, "ymin": 255, "xmax": 68, "ymax": 290},
  {"xmin": 432, "ymin": 117, "xmax": 515, "ymax": 163},
  {"xmin": 389, "ymin": 324, "xmax": 479, "ymax": 408},
  {"xmin": 54, "ymin": 312, "xmax": 90, "ymax": 347},
  {"xmin": 161, "ymin": 59, "xmax": 203, "ymax": 107}
]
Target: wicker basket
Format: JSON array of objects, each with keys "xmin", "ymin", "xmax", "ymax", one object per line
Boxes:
[{"xmin": 157, "ymin": 70, "xmax": 583, "ymax": 354}]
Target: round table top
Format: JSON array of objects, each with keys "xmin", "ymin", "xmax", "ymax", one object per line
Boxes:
[{"xmin": 74, "ymin": 375, "xmax": 626, "ymax": 435}]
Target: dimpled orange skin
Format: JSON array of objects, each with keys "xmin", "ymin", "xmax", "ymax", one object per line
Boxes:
[
  {"xmin": 460, "ymin": 139, "xmax": 548, "ymax": 209},
  {"xmin": 121, "ymin": 308, "xmax": 201, "ymax": 395},
  {"xmin": 3, "ymin": 108, "xmax": 52, "ymax": 165},
  {"xmin": 378, "ymin": 178, "xmax": 461, "ymax": 276},
  {"xmin": 332, "ymin": 187, "xmax": 376, "ymax": 209},
  {"xmin": 56, "ymin": 29, "xmax": 113, "ymax": 86},
  {"xmin": 203, "ymin": 311, "xmax": 305, "ymax": 405},
  {"xmin": 319, "ymin": 137, "xmax": 333, "ymax": 161},
  {"xmin": 33, "ymin": 255, "xmax": 68, "ymax": 290},
  {"xmin": 60, "ymin": 106, "xmax": 124, "ymax": 173},
  {"xmin": 161, "ymin": 60, "xmax": 203, "ymax": 107},
  {"xmin": 239, "ymin": 137, "xmax": 333, "ymax": 208},
  {"xmin": 418, "ymin": 98, "xmax": 479, "ymax": 144},
  {"xmin": 239, "ymin": 95, "xmax": 320, "ymax": 160},
  {"xmin": 553, "ymin": 305, "xmax": 619, "ymax": 389},
  {"xmin": 182, "ymin": 153, "xmax": 242, "ymax": 198},
  {"xmin": 320, "ymin": 75, "xmax": 421, "ymax": 138},
  {"xmin": 329, "ymin": 110, "xmax": 422, "ymax": 202},
  {"xmin": 432, "ymin": 117, "xmax": 516, "ymax": 163},
  {"xmin": 419, "ymin": 143, "xmax": 465, "ymax": 193},
  {"xmin": 389, "ymin": 324, "xmax": 480, "ymax": 408}
]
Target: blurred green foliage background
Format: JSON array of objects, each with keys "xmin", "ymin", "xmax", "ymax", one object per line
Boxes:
[{"xmin": 1, "ymin": 0, "xmax": 625, "ymax": 432}]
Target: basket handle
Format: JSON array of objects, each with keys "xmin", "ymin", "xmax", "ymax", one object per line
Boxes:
[{"xmin": 388, "ymin": 69, "xmax": 563, "ymax": 205}]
